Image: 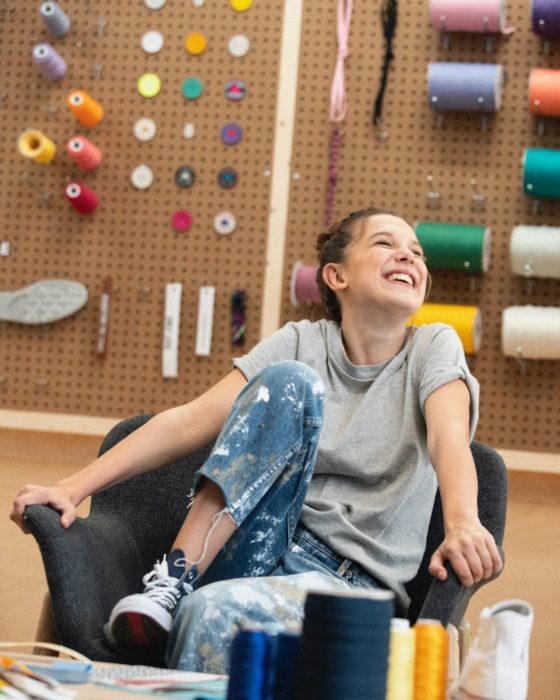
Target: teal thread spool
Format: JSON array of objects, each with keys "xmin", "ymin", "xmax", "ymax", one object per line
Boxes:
[
  {"xmin": 523, "ymin": 148, "xmax": 560, "ymax": 199},
  {"xmin": 414, "ymin": 221, "xmax": 492, "ymax": 274}
]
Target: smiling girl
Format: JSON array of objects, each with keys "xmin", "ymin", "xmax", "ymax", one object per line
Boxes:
[{"xmin": 11, "ymin": 206, "xmax": 502, "ymax": 672}]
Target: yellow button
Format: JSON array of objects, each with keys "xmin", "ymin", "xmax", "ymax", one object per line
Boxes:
[
  {"xmin": 137, "ymin": 73, "xmax": 161, "ymax": 98},
  {"xmin": 230, "ymin": 0, "xmax": 253, "ymax": 11},
  {"xmin": 185, "ymin": 32, "xmax": 207, "ymax": 55}
]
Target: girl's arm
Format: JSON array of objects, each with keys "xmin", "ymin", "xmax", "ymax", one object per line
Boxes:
[
  {"xmin": 424, "ymin": 379, "xmax": 503, "ymax": 586},
  {"xmin": 10, "ymin": 368, "xmax": 248, "ymax": 533}
]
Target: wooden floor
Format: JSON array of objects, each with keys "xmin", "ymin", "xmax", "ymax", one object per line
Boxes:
[{"xmin": 1, "ymin": 430, "xmax": 559, "ymax": 698}]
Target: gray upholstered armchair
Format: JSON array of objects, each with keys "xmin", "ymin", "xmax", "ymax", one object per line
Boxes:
[{"xmin": 25, "ymin": 414, "xmax": 507, "ymax": 666}]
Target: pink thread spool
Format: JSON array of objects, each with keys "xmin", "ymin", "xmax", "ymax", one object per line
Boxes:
[
  {"xmin": 290, "ymin": 262, "xmax": 321, "ymax": 306},
  {"xmin": 66, "ymin": 135, "xmax": 102, "ymax": 170},
  {"xmin": 65, "ymin": 181, "xmax": 98, "ymax": 214},
  {"xmin": 429, "ymin": 0, "xmax": 512, "ymax": 34}
]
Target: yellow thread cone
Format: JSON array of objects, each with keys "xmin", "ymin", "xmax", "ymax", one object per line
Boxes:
[
  {"xmin": 18, "ymin": 129, "xmax": 56, "ymax": 163},
  {"xmin": 409, "ymin": 303, "xmax": 481, "ymax": 354}
]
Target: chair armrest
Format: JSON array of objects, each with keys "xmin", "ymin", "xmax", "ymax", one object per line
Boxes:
[
  {"xmin": 416, "ymin": 547, "xmax": 505, "ymax": 627},
  {"xmin": 24, "ymin": 504, "xmax": 147, "ymax": 657}
]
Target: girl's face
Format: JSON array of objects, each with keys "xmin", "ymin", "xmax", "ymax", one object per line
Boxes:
[{"xmin": 331, "ymin": 214, "xmax": 428, "ymax": 318}]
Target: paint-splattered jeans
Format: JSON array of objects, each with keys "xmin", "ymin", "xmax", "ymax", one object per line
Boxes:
[{"xmin": 166, "ymin": 361, "xmax": 380, "ymax": 673}]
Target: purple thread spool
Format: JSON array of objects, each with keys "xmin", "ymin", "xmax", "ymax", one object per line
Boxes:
[
  {"xmin": 32, "ymin": 43, "xmax": 67, "ymax": 81},
  {"xmin": 531, "ymin": 0, "xmax": 560, "ymax": 38}
]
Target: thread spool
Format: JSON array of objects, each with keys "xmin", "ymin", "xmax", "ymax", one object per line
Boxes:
[
  {"xmin": 65, "ymin": 135, "xmax": 102, "ymax": 170},
  {"xmin": 427, "ymin": 62, "xmax": 504, "ymax": 113},
  {"xmin": 409, "ymin": 303, "xmax": 482, "ymax": 355},
  {"xmin": 429, "ymin": 0, "xmax": 512, "ymax": 34},
  {"xmin": 18, "ymin": 129, "xmax": 56, "ymax": 164},
  {"xmin": 66, "ymin": 89, "xmax": 104, "ymax": 127},
  {"xmin": 386, "ymin": 618, "xmax": 416, "ymax": 700},
  {"xmin": 295, "ymin": 589, "xmax": 395, "ymax": 700},
  {"xmin": 523, "ymin": 148, "xmax": 560, "ymax": 199},
  {"xmin": 269, "ymin": 631, "xmax": 300, "ymax": 700},
  {"xmin": 502, "ymin": 306, "xmax": 560, "ymax": 360},
  {"xmin": 64, "ymin": 181, "xmax": 98, "ymax": 214},
  {"xmin": 529, "ymin": 68, "xmax": 560, "ymax": 117},
  {"xmin": 531, "ymin": 0, "xmax": 560, "ymax": 38},
  {"xmin": 290, "ymin": 262, "xmax": 321, "ymax": 306},
  {"xmin": 510, "ymin": 225, "xmax": 560, "ymax": 280},
  {"xmin": 226, "ymin": 628, "xmax": 270, "ymax": 700},
  {"xmin": 32, "ymin": 43, "xmax": 67, "ymax": 81},
  {"xmin": 414, "ymin": 619, "xmax": 448, "ymax": 700},
  {"xmin": 415, "ymin": 221, "xmax": 492, "ymax": 274},
  {"xmin": 39, "ymin": 1, "xmax": 71, "ymax": 38}
]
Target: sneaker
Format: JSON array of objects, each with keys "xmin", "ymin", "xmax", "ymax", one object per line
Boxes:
[
  {"xmin": 108, "ymin": 549, "xmax": 199, "ymax": 648},
  {"xmin": 0, "ymin": 279, "xmax": 88, "ymax": 324},
  {"xmin": 453, "ymin": 599, "xmax": 534, "ymax": 700}
]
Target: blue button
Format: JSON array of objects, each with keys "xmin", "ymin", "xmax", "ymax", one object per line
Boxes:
[
  {"xmin": 217, "ymin": 167, "xmax": 238, "ymax": 189},
  {"xmin": 220, "ymin": 122, "xmax": 242, "ymax": 145}
]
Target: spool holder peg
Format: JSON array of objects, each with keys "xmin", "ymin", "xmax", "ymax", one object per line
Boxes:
[
  {"xmin": 470, "ymin": 178, "xmax": 486, "ymax": 211},
  {"xmin": 515, "ymin": 347, "xmax": 527, "ymax": 375},
  {"xmin": 522, "ymin": 262, "xmax": 534, "ymax": 296},
  {"xmin": 426, "ymin": 175, "xmax": 441, "ymax": 209}
]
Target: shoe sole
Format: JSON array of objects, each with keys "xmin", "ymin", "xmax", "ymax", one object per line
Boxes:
[
  {"xmin": 0, "ymin": 279, "xmax": 88, "ymax": 324},
  {"xmin": 110, "ymin": 611, "xmax": 169, "ymax": 648}
]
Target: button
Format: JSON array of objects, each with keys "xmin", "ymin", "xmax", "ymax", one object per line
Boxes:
[
  {"xmin": 228, "ymin": 34, "xmax": 250, "ymax": 58},
  {"xmin": 171, "ymin": 210, "xmax": 193, "ymax": 232},
  {"xmin": 182, "ymin": 77, "xmax": 203, "ymax": 100},
  {"xmin": 131, "ymin": 164, "xmax": 154, "ymax": 190},
  {"xmin": 214, "ymin": 211, "xmax": 236, "ymax": 235},
  {"xmin": 217, "ymin": 167, "xmax": 238, "ymax": 189},
  {"xmin": 175, "ymin": 165, "xmax": 196, "ymax": 188},
  {"xmin": 137, "ymin": 73, "xmax": 161, "ymax": 98},
  {"xmin": 220, "ymin": 122, "xmax": 243, "ymax": 145},
  {"xmin": 185, "ymin": 31, "xmax": 207, "ymax": 55},
  {"xmin": 192, "ymin": 0, "xmax": 205, "ymax": 5},
  {"xmin": 133, "ymin": 117, "xmax": 157, "ymax": 142},
  {"xmin": 141, "ymin": 30, "xmax": 164, "ymax": 54},
  {"xmin": 144, "ymin": 0, "xmax": 166, "ymax": 8},
  {"xmin": 225, "ymin": 78, "xmax": 246, "ymax": 101},
  {"xmin": 230, "ymin": 0, "xmax": 253, "ymax": 11},
  {"xmin": 183, "ymin": 122, "xmax": 196, "ymax": 139}
]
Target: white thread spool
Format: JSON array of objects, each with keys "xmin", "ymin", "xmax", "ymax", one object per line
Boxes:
[
  {"xmin": 502, "ymin": 306, "xmax": 560, "ymax": 360},
  {"xmin": 510, "ymin": 225, "xmax": 560, "ymax": 279}
]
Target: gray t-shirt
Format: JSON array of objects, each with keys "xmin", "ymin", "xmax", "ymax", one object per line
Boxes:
[{"xmin": 233, "ymin": 319, "xmax": 479, "ymax": 610}]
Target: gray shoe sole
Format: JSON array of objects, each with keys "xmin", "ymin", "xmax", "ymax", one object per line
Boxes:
[{"xmin": 0, "ymin": 280, "xmax": 88, "ymax": 324}]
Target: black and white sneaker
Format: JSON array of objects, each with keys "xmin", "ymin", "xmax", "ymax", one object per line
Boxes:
[{"xmin": 108, "ymin": 549, "xmax": 199, "ymax": 648}]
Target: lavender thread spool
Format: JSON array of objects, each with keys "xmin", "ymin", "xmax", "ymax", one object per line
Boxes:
[
  {"xmin": 531, "ymin": 0, "xmax": 560, "ymax": 38},
  {"xmin": 39, "ymin": 1, "xmax": 71, "ymax": 38},
  {"xmin": 32, "ymin": 43, "xmax": 67, "ymax": 81}
]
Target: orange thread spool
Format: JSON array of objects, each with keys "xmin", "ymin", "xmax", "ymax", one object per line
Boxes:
[
  {"xmin": 66, "ymin": 135, "xmax": 102, "ymax": 169},
  {"xmin": 66, "ymin": 89, "xmax": 104, "ymax": 127},
  {"xmin": 413, "ymin": 619, "xmax": 448, "ymax": 700},
  {"xmin": 529, "ymin": 68, "xmax": 560, "ymax": 117}
]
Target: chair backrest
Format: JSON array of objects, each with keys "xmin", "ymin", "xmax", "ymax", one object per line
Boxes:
[{"xmin": 405, "ymin": 440, "xmax": 507, "ymax": 623}]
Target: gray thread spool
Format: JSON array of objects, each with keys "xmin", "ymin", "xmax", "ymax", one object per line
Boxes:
[{"xmin": 39, "ymin": 2, "xmax": 71, "ymax": 38}]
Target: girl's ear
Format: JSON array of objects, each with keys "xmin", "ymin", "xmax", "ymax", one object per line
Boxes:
[{"xmin": 322, "ymin": 262, "xmax": 348, "ymax": 292}]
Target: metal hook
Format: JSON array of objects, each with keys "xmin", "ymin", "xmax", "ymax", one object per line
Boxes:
[
  {"xmin": 470, "ymin": 178, "xmax": 486, "ymax": 211},
  {"xmin": 426, "ymin": 175, "xmax": 441, "ymax": 209},
  {"xmin": 531, "ymin": 199, "xmax": 540, "ymax": 216},
  {"xmin": 91, "ymin": 63, "xmax": 104, "ymax": 80},
  {"xmin": 95, "ymin": 18, "xmax": 106, "ymax": 36},
  {"xmin": 515, "ymin": 347, "xmax": 527, "ymax": 375}
]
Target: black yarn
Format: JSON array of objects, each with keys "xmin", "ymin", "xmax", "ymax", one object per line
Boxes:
[{"xmin": 373, "ymin": 0, "xmax": 398, "ymax": 126}]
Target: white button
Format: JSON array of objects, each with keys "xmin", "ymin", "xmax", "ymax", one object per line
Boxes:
[
  {"xmin": 183, "ymin": 122, "xmax": 196, "ymax": 139},
  {"xmin": 228, "ymin": 34, "xmax": 250, "ymax": 58},
  {"xmin": 192, "ymin": 0, "xmax": 205, "ymax": 5},
  {"xmin": 213, "ymin": 211, "xmax": 236, "ymax": 235},
  {"xmin": 144, "ymin": 0, "xmax": 166, "ymax": 9},
  {"xmin": 134, "ymin": 118, "xmax": 157, "ymax": 142},
  {"xmin": 131, "ymin": 164, "xmax": 154, "ymax": 190},
  {"xmin": 141, "ymin": 30, "xmax": 164, "ymax": 54}
]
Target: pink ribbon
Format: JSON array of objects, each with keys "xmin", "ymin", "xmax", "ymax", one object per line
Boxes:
[{"xmin": 329, "ymin": 0, "xmax": 353, "ymax": 123}]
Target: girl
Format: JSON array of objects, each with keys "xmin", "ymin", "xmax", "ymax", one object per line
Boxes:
[{"xmin": 11, "ymin": 207, "xmax": 502, "ymax": 672}]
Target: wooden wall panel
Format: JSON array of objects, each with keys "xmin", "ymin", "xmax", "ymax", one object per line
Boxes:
[
  {"xmin": 282, "ymin": 0, "xmax": 560, "ymax": 452},
  {"xmin": 0, "ymin": 0, "xmax": 282, "ymax": 415}
]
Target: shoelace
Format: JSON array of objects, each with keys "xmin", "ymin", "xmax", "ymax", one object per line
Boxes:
[{"xmin": 141, "ymin": 557, "xmax": 192, "ymax": 611}]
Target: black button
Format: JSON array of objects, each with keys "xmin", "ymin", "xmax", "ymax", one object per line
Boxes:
[
  {"xmin": 217, "ymin": 167, "xmax": 238, "ymax": 189},
  {"xmin": 175, "ymin": 165, "xmax": 196, "ymax": 188}
]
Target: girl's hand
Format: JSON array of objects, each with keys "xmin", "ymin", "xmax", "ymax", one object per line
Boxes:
[
  {"xmin": 429, "ymin": 519, "xmax": 503, "ymax": 587},
  {"xmin": 10, "ymin": 483, "xmax": 77, "ymax": 534}
]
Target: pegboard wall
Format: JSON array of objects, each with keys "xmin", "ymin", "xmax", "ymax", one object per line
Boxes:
[
  {"xmin": 1, "ymin": 1, "xmax": 558, "ymax": 454},
  {"xmin": 0, "ymin": 1, "xmax": 282, "ymax": 415},
  {"xmin": 281, "ymin": 0, "xmax": 560, "ymax": 453}
]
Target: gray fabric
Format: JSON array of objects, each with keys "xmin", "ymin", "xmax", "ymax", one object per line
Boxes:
[{"xmin": 234, "ymin": 320, "xmax": 479, "ymax": 610}]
